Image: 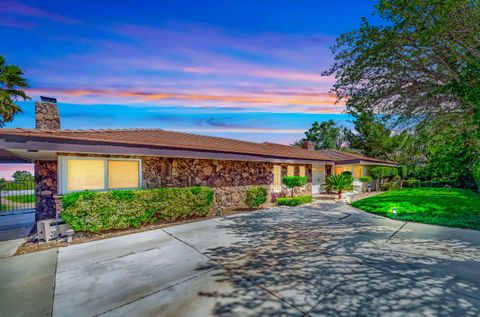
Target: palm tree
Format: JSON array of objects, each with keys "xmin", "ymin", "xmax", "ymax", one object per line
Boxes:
[
  {"xmin": 322, "ymin": 174, "xmax": 354, "ymax": 199},
  {"xmin": 0, "ymin": 56, "xmax": 29, "ymax": 127}
]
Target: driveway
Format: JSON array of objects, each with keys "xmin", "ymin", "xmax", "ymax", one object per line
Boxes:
[{"xmin": 2, "ymin": 202, "xmax": 480, "ymax": 316}]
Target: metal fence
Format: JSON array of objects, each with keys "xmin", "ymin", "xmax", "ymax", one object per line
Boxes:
[{"xmin": 0, "ymin": 180, "xmax": 35, "ymax": 212}]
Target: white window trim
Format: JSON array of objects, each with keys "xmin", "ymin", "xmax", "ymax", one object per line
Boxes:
[{"xmin": 58, "ymin": 156, "xmax": 142, "ymax": 194}]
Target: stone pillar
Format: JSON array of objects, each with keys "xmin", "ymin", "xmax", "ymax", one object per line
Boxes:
[
  {"xmin": 302, "ymin": 141, "xmax": 315, "ymax": 151},
  {"xmin": 35, "ymin": 160, "xmax": 58, "ymax": 221},
  {"xmin": 325, "ymin": 165, "xmax": 332, "ymax": 177},
  {"xmin": 35, "ymin": 99, "xmax": 60, "ymax": 130}
]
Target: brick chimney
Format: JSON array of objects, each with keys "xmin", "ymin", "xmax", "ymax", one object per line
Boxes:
[
  {"xmin": 302, "ymin": 141, "xmax": 315, "ymax": 151},
  {"xmin": 35, "ymin": 97, "xmax": 60, "ymax": 130}
]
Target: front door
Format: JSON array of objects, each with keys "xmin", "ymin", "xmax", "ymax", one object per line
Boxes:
[{"xmin": 312, "ymin": 166, "xmax": 325, "ymax": 194}]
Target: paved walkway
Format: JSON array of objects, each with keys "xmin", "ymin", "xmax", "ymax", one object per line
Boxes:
[{"xmin": 1, "ymin": 203, "xmax": 480, "ymax": 316}]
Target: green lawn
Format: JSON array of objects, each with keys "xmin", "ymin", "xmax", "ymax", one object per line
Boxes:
[
  {"xmin": 352, "ymin": 188, "xmax": 480, "ymax": 230},
  {"xmin": 3, "ymin": 194, "xmax": 35, "ymax": 203}
]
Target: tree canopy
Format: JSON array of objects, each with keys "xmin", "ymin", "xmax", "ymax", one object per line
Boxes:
[
  {"xmin": 325, "ymin": 0, "xmax": 480, "ymax": 125},
  {"xmin": 292, "ymin": 119, "xmax": 347, "ymax": 150}
]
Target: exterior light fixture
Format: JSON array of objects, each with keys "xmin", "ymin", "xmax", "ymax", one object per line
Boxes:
[{"xmin": 392, "ymin": 208, "xmax": 397, "ymax": 219}]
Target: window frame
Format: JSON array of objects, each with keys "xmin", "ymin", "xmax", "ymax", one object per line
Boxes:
[{"xmin": 59, "ymin": 156, "xmax": 142, "ymax": 194}]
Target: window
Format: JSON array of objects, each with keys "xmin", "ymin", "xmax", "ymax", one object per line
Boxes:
[
  {"xmin": 354, "ymin": 166, "xmax": 363, "ymax": 178},
  {"xmin": 108, "ymin": 160, "xmax": 139, "ymax": 189},
  {"xmin": 334, "ymin": 166, "xmax": 343, "ymax": 175},
  {"xmin": 287, "ymin": 166, "xmax": 294, "ymax": 176},
  {"xmin": 67, "ymin": 159, "xmax": 105, "ymax": 192},
  {"xmin": 60, "ymin": 157, "xmax": 141, "ymax": 194},
  {"xmin": 299, "ymin": 166, "xmax": 305, "ymax": 177},
  {"xmin": 273, "ymin": 165, "xmax": 282, "ymax": 192}
]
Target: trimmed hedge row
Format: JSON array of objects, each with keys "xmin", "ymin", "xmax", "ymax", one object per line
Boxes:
[
  {"xmin": 61, "ymin": 187, "xmax": 214, "ymax": 233},
  {"xmin": 371, "ymin": 167, "xmax": 398, "ymax": 180},
  {"xmin": 277, "ymin": 195, "xmax": 313, "ymax": 206},
  {"xmin": 402, "ymin": 179, "xmax": 421, "ymax": 188}
]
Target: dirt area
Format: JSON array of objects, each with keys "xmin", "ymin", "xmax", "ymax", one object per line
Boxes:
[
  {"xmin": 14, "ymin": 207, "xmax": 269, "ymax": 256},
  {"xmin": 351, "ymin": 191, "xmax": 383, "ymax": 202}
]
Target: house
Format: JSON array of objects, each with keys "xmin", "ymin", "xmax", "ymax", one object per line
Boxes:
[{"xmin": 0, "ymin": 99, "xmax": 395, "ymax": 221}]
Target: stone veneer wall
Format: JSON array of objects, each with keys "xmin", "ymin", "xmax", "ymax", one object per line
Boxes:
[
  {"xmin": 142, "ymin": 157, "xmax": 312, "ymax": 214},
  {"xmin": 34, "ymin": 160, "xmax": 58, "ymax": 221},
  {"xmin": 56, "ymin": 153, "xmax": 312, "ymax": 215}
]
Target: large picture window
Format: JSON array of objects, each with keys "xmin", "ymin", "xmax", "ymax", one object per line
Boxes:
[{"xmin": 60, "ymin": 157, "xmax": 141, "ymax": 194}]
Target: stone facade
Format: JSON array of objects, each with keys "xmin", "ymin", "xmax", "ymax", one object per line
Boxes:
[
  {"xmin": 35, "ymin": 101, "xmax": 61, "ymax": 130},
  {"xmin": 42, "ymin": 154, "xmax": 313, "ymax": 217},
  {"xmin": 34, "ymin": 160, "xmax": 58, "ymax": 221},
  {"xmin": 141, "ymin": 157, "xmax": 312, "ymax": 214}
]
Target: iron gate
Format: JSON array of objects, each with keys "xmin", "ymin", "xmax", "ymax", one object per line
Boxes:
[{"xmin": 0, "ymin": 180, "xmax": 35, "ymax": 212}]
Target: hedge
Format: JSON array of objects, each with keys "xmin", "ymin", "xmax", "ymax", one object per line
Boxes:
[
  {"xmin": 61, "ymin": 187, "xmax": 214, "ymax": 233},
  {"xmin": 246, "ymin": 186, "xmax": 268, "ymax": 209},
  {"xmin": 371, "ymin": 167, "xmax": 398, "ymax": 180},
  {"xmin": 282, "ymin": 176, "xmax": 308, "ymax": 188},
  {"xmin": 420, "ymin": 180, "xmax": 456, "ymax": 188},
  {"xmin": 276, "ymin": 195, "xmax": 313, "ymax": 206},
  {"xmin": 381, "ymin": 181, "xmax": 399, "ymax": 191},
  {"xmin": 402, "ymin": 179, "xmax": 421, "ymax": 188}
]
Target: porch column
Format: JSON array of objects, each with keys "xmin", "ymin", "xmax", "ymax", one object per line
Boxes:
[{"xmin": 34, "ymin": 160, "xmax": 58, "ymax": 221}]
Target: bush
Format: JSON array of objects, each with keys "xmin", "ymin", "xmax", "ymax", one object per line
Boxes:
[
  {"xmin": 371, "ymin": 167, "xmax": 398, "ymax": 180},
  {"xmin": 341, "ymin": 171, "xmax": 353, "ymax": 177},
  {"xmin": 358, "ymin": 176, "xmax": 373, "ymax": 183},
  {"xmin": 421, "ymin": 180, "xmax": 456, "ymax": 188},
  {"xmin": 282, "ymin": 176, "xmax": 308, "ymax": 197},
  {"xmin": 61, "ymin": 187, "xmax": 214, "ymax": 233},
  {"xmin": 246, "ymin": 186, "xmax": 268, "ymax": 209},
  {"xmin": 276, "ymin": 195, "xmax": 313, "ymax": 206},
  {"xmin": 381, "ymin": 181, "xmax": 399, "ymax": 191},
  {"xmin": 402, "ymin": 179, "xmax": 421, "ymax": 188},
  {"xmin": 397, "ymin": 165, "xmax": 408, "ymax": 178},
  {"xmin": 322, "ymin": 174, "xmax": 353, "ymax": 199}
]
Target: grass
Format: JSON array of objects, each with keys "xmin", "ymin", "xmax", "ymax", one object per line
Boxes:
[
  {"xmin": 352, "ymin": 188, "xmax": 480, "ymax": 230},
  {"xmin": 3, "ymin": 194, "xmax": 35, "ymax": 203}
]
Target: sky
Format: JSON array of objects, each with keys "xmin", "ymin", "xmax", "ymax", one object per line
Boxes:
[{"xmin": 0, "ymin": 0, "xmax": 378, "ymax": 179}]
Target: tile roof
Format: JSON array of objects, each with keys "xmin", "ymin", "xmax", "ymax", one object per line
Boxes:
[{"xmin": 0, "ymin": 128, "xmax": 336, "ymax": 162}]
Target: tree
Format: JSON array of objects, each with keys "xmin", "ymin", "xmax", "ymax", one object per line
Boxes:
[
  {"xmin": 282, "ymin": 176, "xmax": 307, "ymax": 197},
  {"xmin": 294, "ymin": 120, "xmax": 346, "ymax": 150},
  {"xmin": 322, "ymin": 174, "xmax": 353, "ymax": 199},
  {"xmin": 325, "ymin": 0, "xmax": 480, "ymax": 126},
  {"xmin": 12, "ymin": 170, "xmax": 34, "ymax": 181},
  {"xmin": 0, "ymin": 56, "xmax": 29, "ymax": 127}
]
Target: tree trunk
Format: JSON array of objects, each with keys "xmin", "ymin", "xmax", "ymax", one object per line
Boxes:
[{"xmin": 338, "ymin": 190, "xmax": 342, "ymax": 199}]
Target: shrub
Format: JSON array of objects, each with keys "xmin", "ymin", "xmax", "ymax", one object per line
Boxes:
[
  {"xmin": 282, "ymin": 176, "xmax": 308, "ymax": 197},
  {"xmin": 381, "ymin": 181, "xmax": 399, "ymax": 191},
  {"xmin": 358, "ymin": 176, "xmax": 373, "ymax": 183},
  {"xmin": 341, "ymin": 171, "xmax": 353, "ymax": 177},
  {"xmin": 421, "ymin": 180, "xmax": 456, "ymax": 188},
  {"xmin": 402, "ymin": 179, "xmax": 421, "ymax": 188},
  {"xmin": 371, "ymin": 167, "xmax": 398, "ymax": 180},
  {"xmin": 61, "ymin": 187, "xmax": 214, "ymax": 233},
  {"xmin": 322, "ymin": 174, "xmax": 353, "ymax": 199},
  {"xmin": 246, "ymin": 186, "xmax": 268, "ymax": 209},
  {"xmin": 397, "ymin": 165, "xmax": 408, "ymax": 178},
  {"xmin": 276, "ymin": 195, "xmax": 313, "ymax": 206},
  {"xmin": 358, "ymin": 176, "xmax": 373, "ymax": 193}
]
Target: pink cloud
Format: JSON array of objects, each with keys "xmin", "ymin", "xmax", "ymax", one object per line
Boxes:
[
  {"xmin": 0, "ymin": 164, "xmax": 34, "ymax": 180},
  {"xmin": 0, "ymin": 0, "xmax": 80, "ymax": 25}
]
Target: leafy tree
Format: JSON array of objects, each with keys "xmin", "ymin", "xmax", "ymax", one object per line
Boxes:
[
  {"xmin": 325, "ymin": 0, "xmax": 480, "ymax": 126},
  {"xmin": 0, "ymin": 56, "xmax": 29, "ymax": 127},
  {"xmin": 322, "ymin": 174, "xmax": 353, "ymax": 199},
  {"xmin": 358, "ymin": 176, "xmax": 373, "ymax": 193},
  {"xmin": 294, "ymin": 120, "xmax": 347, "ymax": 150},
  {"xmin": 12, "ymin": 170, "xmax": 34, "ymax": 181},
  {"xmin": 282, "ymin": 176, "xmax": 307, "ymax": 197}
]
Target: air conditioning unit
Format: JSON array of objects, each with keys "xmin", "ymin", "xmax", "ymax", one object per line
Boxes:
[{"xmin": 37, "ymin": 218, "xmax": 72, "ymax": 242}]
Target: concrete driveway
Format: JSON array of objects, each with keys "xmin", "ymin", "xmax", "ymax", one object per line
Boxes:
[{"xmin": 2, "ymin": 202, "xmax": 480, "ymax": 316}]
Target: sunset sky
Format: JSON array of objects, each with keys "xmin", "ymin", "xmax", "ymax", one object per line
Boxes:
[{"xmin": 0, "ymin": 0, "xmax": 378, "ymax": 179}]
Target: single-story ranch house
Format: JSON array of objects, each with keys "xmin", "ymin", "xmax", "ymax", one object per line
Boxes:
[{"xmin": 0, "ymin": 99, "xmax": 396, "ymax": 221}]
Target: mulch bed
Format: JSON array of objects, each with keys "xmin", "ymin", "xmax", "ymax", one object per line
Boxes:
[{"xmin": 14, "ymin": 206, "xmax": 270, "ymax": 256}]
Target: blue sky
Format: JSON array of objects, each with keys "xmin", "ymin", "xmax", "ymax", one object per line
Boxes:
[{"xmin": 0, "ymin": 0, "xmax": 379, "ymax": 148}]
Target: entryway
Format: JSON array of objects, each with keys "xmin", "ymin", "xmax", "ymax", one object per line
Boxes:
[{"xmin": 312, "ymin": 165, "xmax": 325, "ymax": 194}]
